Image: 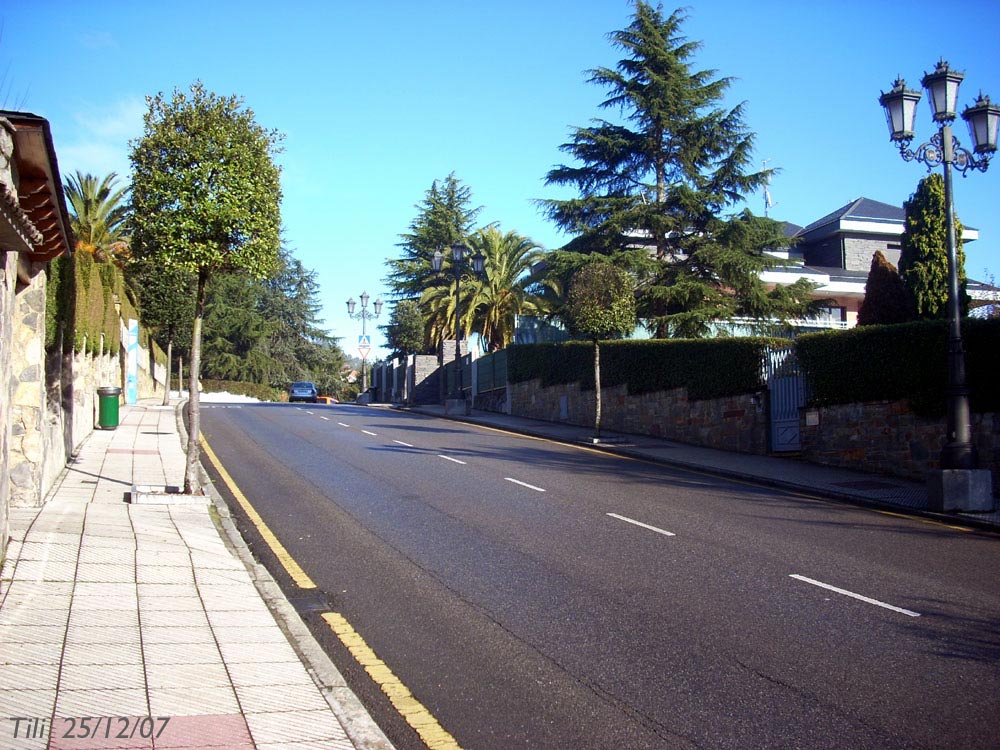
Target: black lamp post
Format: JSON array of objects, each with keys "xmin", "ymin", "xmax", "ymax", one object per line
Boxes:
[
  {"xmin": 879, "ymin": 60, "xmax": 998, "ymax": 509},
  {"xmin": 346, "ymin": 291, "xmax": 382, "ymax": 393},
  {"xmin": 431, "ymin": 241, "xmax": 485, "ymax": 400}
]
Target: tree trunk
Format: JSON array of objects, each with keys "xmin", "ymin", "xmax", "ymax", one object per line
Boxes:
[
  {"xmin": 593, "ymin": 338, "xmax": 601, "ymax": 439},
  {"xmin": 184, "ymin": 269, "xmax": 208, "ymax": 493},
  {"xmin": 162, "ymin": 332, "xmax": 173, "ymax": 407}
]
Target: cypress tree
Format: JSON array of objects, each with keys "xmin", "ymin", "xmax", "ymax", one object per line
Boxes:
[
  {"xmin": 898, "ymin": 173, "xmax": 968, "ymax": 319},
  {"xmin": 858, "ymin": 250, "xmax": 914, "ymax": 326}
]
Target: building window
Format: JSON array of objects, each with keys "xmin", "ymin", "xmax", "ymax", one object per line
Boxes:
[{"xmin": 815, "ymin": 306, "xmax": 847, "ymax": 322}]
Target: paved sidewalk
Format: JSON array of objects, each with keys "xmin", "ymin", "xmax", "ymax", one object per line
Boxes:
[
  {"xmin": 403, "ymin": 404, "xmax": 1000, "ymax": 532},
  {"xmin": 0, "ymin": 401, "xmax": 393, "ymax": 750}
]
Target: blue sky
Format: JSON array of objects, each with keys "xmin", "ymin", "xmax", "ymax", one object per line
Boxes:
[{"xmin": 4, "ymin": 1, "xmax": 999, "ymax": 359}]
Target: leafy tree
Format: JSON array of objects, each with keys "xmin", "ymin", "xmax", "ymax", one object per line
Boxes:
[
  {"xmin": 129, "ymin": 81, "xmax": 282, "ymax": 492},
  {"xmin": 562, "ymin": 262, "xmax": 636, "ymax": 438},
  {"xmin": 898, "ymin": 173, "xmax": 968, "ymax": 319},
  {"xmin": 200, "ymin": 249, "xmax": 347, "ymax": 397},
  {"xmin": 381, "ymin": 299, "xmax": 426, "ymax": 358},
  {"xmin": 64, "ymin": 171, "xmax": 130, "ymax": 262},
  {"xmin": 465, "ymin": 226, "xmax": 555, "ymax": 351},
  {"xmin": 260, "ymin": 248, "xmax": 340, "ymax": 377},
  {"xmin": 858, "ymin": 250, "xmax": 914, "ymax": 326},
  {"xmin": 130, "ymin": 259, "xmax": 197, "ymax": 404},
  {"xmin": 386, "ymin": 174, "xmax": 482, "ymax": 352},
  {"xmin": 543, "ymin": 4, "xmax": 813, "ymax": 337},
  {"xmin": 201, "ymin": 273, "xmax": 282, "ymax": 385}
]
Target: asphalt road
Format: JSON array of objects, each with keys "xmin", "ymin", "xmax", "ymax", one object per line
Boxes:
[{"xmin": 200, "ymin": 402, "xmax": 1000, "ymax": 750}]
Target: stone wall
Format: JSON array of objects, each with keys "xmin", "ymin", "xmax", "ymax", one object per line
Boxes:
[
  {"xmin": 801, "ymin": 401, "xmax": 1000, "ymax": 494},
  {"xmin": 474, "ymin": 387, "xmax": 508, "ymax": 414},
  {"xmin": 409, "ymin": 354, "xmax": 441, "ymax": 405},
  {"xmin": 0, "ymin": 249, "xmax": 15, "ymax": 562},
  {"xmin": 843, "ymin": 235, "xmax": 900, "ymax": 272},
  {"xmin": 509, "ymin": 379, "xmax": 769, "ymax": 454},
  {"xmin": 8, "ymin": 287, "xmax": 165, "ymax": 511},
  {"xmin": 9, "ymin": 261, "xmax": 50, "ymax": 508}
]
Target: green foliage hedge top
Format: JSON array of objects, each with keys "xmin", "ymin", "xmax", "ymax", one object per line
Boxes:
[
  {"xmin": 796, "ymin": 318, "xmax": 1000, "ymax": 415},
  {"xmin": 508, "ymin": 337, "xmax": 788, "ymax": 400},
  {"xmin": 46, "ymin": 252, "xmax": 165, "ymax": 365}
]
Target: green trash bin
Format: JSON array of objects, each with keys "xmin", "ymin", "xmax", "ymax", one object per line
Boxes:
[{"xmin": 97, "ymin": 386, "xmax": 122, "ymax": 430}]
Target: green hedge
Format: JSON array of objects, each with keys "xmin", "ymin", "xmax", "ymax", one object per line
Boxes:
[
  {"xmin": 796, "ymin": 318, "xmax": 1000, "ymax": 416},
  {"xmin": 46, "ymin": 253, "xmax": 165, "ymax": 366},
  {"xmin": 508, "ymin": 337, "xmax": 789, "ymax": 400}
]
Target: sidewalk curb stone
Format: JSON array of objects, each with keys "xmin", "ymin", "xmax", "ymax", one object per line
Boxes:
[{"xmin": 181, "ymin": 401, "xmax": 396, "ymax": 750}]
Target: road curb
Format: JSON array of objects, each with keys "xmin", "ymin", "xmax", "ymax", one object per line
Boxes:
[{"xmin": 177, "ymin": 400, "xmax": 396, "ymax": 750}]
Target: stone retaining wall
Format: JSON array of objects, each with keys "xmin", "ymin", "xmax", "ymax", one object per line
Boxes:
[
  {"xmin": 509, "ymin": 379, "xmax": 769, "ymax": 454},
  {"xmin": 801, "ymin": 401, "xmax": 1000, "ymax": 494}
]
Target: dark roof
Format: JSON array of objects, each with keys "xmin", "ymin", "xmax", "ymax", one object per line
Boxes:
[
  {"xmin": 799, "ymin": 197, "xmax": 904, "ymax": 236},
  {"xmin": 780, "ymin": 221, "xmax": 803, "ymax": 238}
]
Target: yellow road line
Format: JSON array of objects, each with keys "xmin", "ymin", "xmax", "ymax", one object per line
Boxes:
[
  {"xmin": 200, "ymin": 435, "xmax": 317, "ymax": 589},
  {"xmin": 322, "ymin": 612, "xmax": 462, "ymax": 750},
  {"xmin": 873, "ymin": 508, "xmax": 972, "ymax": 532}
]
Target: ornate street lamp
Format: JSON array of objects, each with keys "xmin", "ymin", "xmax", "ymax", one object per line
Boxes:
[
  {"xmin": 878, "ymin": 59, "xmax": 996, "ymax": 511},
  {"xmin": 431, "ymin": 241, "xmax": 485, "ymax": 404},
  {"xmin": 346, "ymin": 291, "xmax": 382, "ymax": 393}
]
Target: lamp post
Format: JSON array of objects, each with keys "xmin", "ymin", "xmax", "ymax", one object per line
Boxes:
[
  {"xmin": 431, "ymin": 241, "xmax": 485, "ymax": 403},
  {"xmin": 879, "ymin": 59, "xmax": 998, "ymax": 511},
  {"xmin": 346, "ymin": 291, "xmax": 382, "ymax": 393}
]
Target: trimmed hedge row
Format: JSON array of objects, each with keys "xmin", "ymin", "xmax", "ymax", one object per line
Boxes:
[
  {"xmin": 797, "ymin": 318, "xmax": 1000, "ymax": 416},
  {"xmin": 505, "ymin": 319, "xmax": 999, "ymax": 416},
  {"xmin": 508, "ymin": 337, "xmax": 789, "ymax": 400}
]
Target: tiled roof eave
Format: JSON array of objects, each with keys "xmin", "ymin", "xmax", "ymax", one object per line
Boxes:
[{"xmin": 0, "ymin": 180, "xmax": 44, "ymax": 252}]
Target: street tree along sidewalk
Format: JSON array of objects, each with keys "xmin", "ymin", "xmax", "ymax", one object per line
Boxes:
[
  {"xmin": 129, "ymin": 81, "xmax": 283, "ymax": 493},
  {"xmin": 562, "ymin": 262, "xmax": 636, "ymax": 439}
]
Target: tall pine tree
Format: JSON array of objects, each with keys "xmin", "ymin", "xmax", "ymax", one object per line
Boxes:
[
  {"xmin": 385, "ymin": 173, "xmax": 481, "ymax": 301},
  {"xmin": 543, "ymin": 3, "xmax": 815, "ymax": 337}
]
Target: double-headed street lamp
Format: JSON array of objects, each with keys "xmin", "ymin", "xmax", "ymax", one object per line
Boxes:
[
  {"xmin": 346, "ymin": 291, "xmax": 382, "ymax": 393},
  {"xmin": 879, "ymin": 59, "xmax": 998, "ymax": 510},
  {"xmin": 431, "ymin": 241, "xmax": 485, "ymax": 401}
]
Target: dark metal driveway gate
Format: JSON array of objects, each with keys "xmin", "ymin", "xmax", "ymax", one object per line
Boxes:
[{"xmin": 766, "ymin": 347, "xmax": 806, "ymax": 452}]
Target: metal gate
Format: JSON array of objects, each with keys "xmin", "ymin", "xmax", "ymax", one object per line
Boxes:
[{"xmin": 765, "ymin": 347, "xmax": 806, "ymax": 453}]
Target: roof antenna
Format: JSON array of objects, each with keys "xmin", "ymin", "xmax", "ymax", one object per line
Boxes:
[{"xmin": 762, "ymin": 159, "xmax": 777, "ymax": 217}]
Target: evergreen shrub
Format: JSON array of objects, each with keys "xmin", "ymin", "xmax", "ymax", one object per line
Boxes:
[
  {"xmin": 508, "ymin": 337, "xmax": 788, "ymax": 400},
  {"xmin": 795, "ymin": 318, "xmax": 1000, "ymax": 416}
]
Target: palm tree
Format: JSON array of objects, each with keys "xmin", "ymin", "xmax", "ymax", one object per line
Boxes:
[
  {"xmin": 63, "ymin": 171, "xmax": 130, "ymax": 261},
  {"xmin": 419, "ymin": 273, "xmax": 469, "ymax": 354},
  {"xmin": 466, "ymin": 227, "xmax": 555, "ymax": 351}
]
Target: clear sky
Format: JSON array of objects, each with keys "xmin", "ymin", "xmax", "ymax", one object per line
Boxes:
[{"xmin": 4, "ymin": 1, "xmax": 998, "ymax": 359}]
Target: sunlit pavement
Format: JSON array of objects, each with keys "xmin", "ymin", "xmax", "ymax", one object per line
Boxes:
[{"xmin": 0, "ymin": 400, "xmax": 391, "ymax": 750}]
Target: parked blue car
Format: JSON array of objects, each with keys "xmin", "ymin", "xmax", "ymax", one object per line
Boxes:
[{"xmin": 288, "ymin": 381, "xmax": 318, "ymax": 403}]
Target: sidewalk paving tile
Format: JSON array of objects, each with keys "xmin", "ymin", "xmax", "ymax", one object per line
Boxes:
[
  {"xmin": 148, "ymin": 686, "xmax": 241, "ymax": 715},
  {"xmin": 0, "ymin": 663, "xmax": 60, "ymax": 690},
  {"xmin": 0, "ymin": 400, "xmax": 396, "ymax": 749},
  {"xmin": 244, "ymin": 710, "xmax": 350, "ymax": 745},
  {"xmin": 54, "ymin": 687, "xmax": 151, "ymax": 717}
]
